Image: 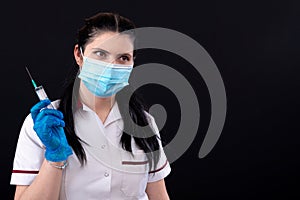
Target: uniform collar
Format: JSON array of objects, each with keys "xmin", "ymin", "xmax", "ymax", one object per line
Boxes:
[{"xmin": 79, "ymin": 100, "xmax": 122, "ymax": 127}]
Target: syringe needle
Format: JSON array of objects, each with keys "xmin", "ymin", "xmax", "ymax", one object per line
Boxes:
[
  {"xmin": 25, "ymin": 67, "xmax": 33, "ymax": 80},
  {"xmin": 25, "ymin": 67, "xmax": 37, "ymax": 88},
  {"xmin": 25, "ymin": 66, "xmax": 54, "ymax": 109}
]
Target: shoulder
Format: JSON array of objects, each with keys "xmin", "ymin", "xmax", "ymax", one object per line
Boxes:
[
  {"xmin": 18, "ymin": 113, "xmax": 43, "ymax": 148},
  {"xmin": 143, "ymin": 110, "xmax": 155, "ymax": 122},
  {"xmin": 143, "ymin": 111, "xmax": 160, "ymax": 136}
]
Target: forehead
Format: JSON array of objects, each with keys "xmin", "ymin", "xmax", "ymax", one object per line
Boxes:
[{"xmin": 86, "ymin": 32, "xmax": 134, "ymax": 54}]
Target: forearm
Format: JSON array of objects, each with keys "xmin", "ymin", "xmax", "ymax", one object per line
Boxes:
[
  {"xmin": 146, "ymin": 179, "xmax": 170, "ymax": 200},
  {"xmin": 147, "ymin": 191, "xmax": 170, "ymax": 200},
  {"xmin": 148, "ymin": 193, "xmax": 170, "ymax": 200},
  {"xmin": 15, "ymin": 159, "xmax": 63, "ymax": 200}
]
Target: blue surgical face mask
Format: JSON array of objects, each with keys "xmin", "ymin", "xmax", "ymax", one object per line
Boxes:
[{"xmin": 78, "ymin": 54, "xmax": 133, "ymax": 97}]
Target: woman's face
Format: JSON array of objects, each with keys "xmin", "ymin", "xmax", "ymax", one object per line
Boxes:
[
  {"xmin": 74, "ymin": 31, "xmax": 134, "ymax": 101},
  {"xmin": 75, "ymin": 31, "xmax": 134, "ymax": 66}
]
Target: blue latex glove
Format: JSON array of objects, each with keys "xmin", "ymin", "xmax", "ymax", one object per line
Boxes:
[{"xmin": 30, "ymin": 99, "xmax": 73, "ymax": 162}]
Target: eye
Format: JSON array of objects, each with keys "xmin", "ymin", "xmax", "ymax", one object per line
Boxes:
[
  {"xmin": 95, "ymin": 51, "xmax": 107, "ymax": 58},
  {"xmin": 119, "ymin": 55, "xmax": 130, "ymax": 62}
]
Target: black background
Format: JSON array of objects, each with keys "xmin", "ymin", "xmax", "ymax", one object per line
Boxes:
[{"xmin": 2, "ymin": 0, "xmax": 300, "ymax": 199}]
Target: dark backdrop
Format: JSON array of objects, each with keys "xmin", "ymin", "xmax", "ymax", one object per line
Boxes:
[{"xmin": 2, "ymin": 0, "xmax": 299, "ymax": 199}]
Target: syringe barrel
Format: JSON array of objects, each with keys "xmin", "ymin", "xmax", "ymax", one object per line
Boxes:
[{"xmin": 34, "ymin": 85, "xmax": 55, "ymax": 109}]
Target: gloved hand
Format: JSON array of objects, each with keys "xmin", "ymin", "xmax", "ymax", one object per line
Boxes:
[{"xmin": 30, "ymin": 99, "xmax": 73, "ymax": 162}]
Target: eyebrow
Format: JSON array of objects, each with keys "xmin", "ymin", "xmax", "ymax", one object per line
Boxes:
[{"xmin": 92, "ymin": 48, "xmax": 133, "ymax": 57}]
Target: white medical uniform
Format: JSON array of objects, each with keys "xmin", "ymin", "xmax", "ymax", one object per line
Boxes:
[{"xmin": 10, "ymin": 100, "xmax": 171, "ymax": 200}]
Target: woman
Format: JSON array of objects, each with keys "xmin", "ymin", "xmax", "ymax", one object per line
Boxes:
[{"xmin": 11, "ymin": 12, "xmax": 171, "ymax": 200}]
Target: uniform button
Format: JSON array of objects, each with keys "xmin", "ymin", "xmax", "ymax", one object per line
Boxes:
[
  {"xmin": 104, "ymin": 172, "xmax": 109, "ymax": 177},
  {"xmin": 101, "ymin": 144, "xmax": 106, "ymax": 149}
]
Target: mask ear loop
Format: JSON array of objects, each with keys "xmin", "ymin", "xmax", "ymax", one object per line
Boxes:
[
  {"xmin": 79, "ymin": 47, "xmax": 84, "ymax": 58},
  {"xmin": 79, "ymin": 47, "xmax": 88, "ymax": 73}
]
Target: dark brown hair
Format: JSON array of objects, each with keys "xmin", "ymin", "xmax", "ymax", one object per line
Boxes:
[{"xmin": 58, "ymin": 12, "xmax": 160, "ymax": 170}]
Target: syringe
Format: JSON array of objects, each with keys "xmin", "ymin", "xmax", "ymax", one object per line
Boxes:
[{"xmin": 25, "ymin": 67, "xmax": 55, "ymax": 109}]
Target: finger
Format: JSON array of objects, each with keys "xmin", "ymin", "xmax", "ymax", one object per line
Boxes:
[
  {"xmin": 30, "ymin": 99, "xmax": 51, "ymax": 121},
  {"xmin": 35, "ymin": 114, "xmax": 65, "ymax": 128},
  {"xmin": 47, "ymin": 118, "xmax": 65, "ymax": 128},
  {"xmin": 33, "ymin": 125, "xmax": 60, "ymax": 149},
  {"xmin": 33, "ymin": 124, "xmax": 52, "ymax": 140},
  {"xmin": 39, "ymin": 109, "xmax": 64, "ymax": 120}
]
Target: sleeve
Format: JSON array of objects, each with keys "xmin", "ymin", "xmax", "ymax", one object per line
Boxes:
[
  {"xmin": 10, "ymin": 113, "xmax": 45, "ymax": 185},
  {"xmin": 144, "ymin": 111, "xmax": 171, "ymax": 183}
]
